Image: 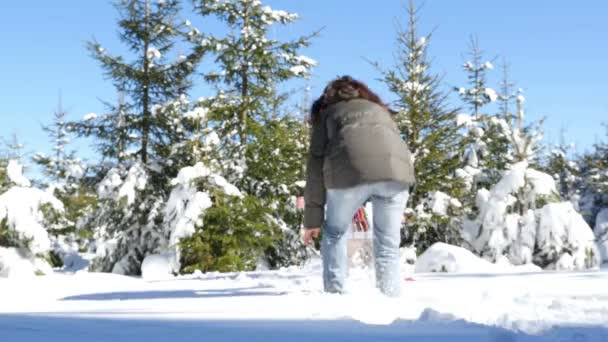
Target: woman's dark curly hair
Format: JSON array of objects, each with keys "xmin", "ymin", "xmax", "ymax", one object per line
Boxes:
[{"xmin": 310, "ymin": 75, "xmax": 393, "ymax": 124}]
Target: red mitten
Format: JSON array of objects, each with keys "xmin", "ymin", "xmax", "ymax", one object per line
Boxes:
[{"xmin": 352, "ymin": 207, "xmax": 369, "ymax": 232}]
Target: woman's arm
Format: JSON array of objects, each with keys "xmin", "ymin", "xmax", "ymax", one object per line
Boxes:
[{"xmin": 303, "ymin": 112, "xmax": 328, "ymax": 229}]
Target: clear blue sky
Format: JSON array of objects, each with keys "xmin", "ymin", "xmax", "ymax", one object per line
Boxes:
[{"xmin": 1, "ymin": 1, "xmax": 607, "ymax": 168}]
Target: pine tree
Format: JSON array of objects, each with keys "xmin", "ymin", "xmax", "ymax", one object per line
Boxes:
[
  {"xmin": 192, "ymin": 0, "xmax": 317, "ymax": 146},
  {"xmin": 72, "ymin": 0, "xmax": 205, "ymax": 275},
  {"xmin": 484, "ymin": 62, "xmax": 517, "ymax": 177},
  {"xmin": 4, "ymin": 133, "xmax": 26, "ymax": 163},
  {"xmin": 578, "ymin": 126, "xmax": 608, "ymax": 227},
  {"xmin": 33, "ymin": 94, "xmax": 79, "ymax": 181},
  {"xmin": 456, "ymin": 37, "xmax": 497, "ymax": 118},
  {"xmin": 374, "ymin": 1, "xmax": 466, "ymax": 252},
  {"xmin": 455, "ymin": 38, "xmax": 496, "ymax": 139},
  {"xmin": 454, "ymin": 39, "xmax": 507, "ymax": 225},
  {"xmin": 578, "ymin": 128, "xmax": 608, "ymax": 263},
  {"xmin": 86, "ymin": 0, "xmax": 203, "ymax": 164},
  {"xmin": 543, "ymin": 132, "xmax": 579, "ymax": 209},
  {"xmin": 498, "ymin": 61, "xmax": 516, "ymax": 119},
  {"xmin": 504, "ymin": 95, "xmax": 545, "ymax": 165},
  {"xmin": 32, "ymin": 95, "xmax": 96, "ymax": 259},
  {"xmin": 182, "ymin": 0, "xmax": 317, "ymax": 269}
]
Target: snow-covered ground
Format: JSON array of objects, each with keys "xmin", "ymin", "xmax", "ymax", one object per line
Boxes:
[{"xmin": 1, "ymin": 257, "xmax": 607, "ymax": 341}]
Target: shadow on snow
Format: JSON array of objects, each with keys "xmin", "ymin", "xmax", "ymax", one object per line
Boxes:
[
  {"xmin": 0, "ymin": 314, "xmax": 607, "ymax": 342},
  {"xmin": 61, "ymin": 285, "xmax": 286, "ymax": 301}
]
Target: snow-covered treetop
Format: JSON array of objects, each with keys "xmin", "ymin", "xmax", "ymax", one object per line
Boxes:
[
  {"xmin": 195, "ymin": 0, "xmax": 299, "ymax": 25},
  {"xmin": 507, "ymin": 96, "xmax": 544, "ymax": 164},
  {"xmin": 82, "ymin": 0, "xmax": 206, "ymax": 166},
  {"xmin": 456, "ymin": 38, "xmax": 497, "ymax": 116},
  {"xmin": 192, "ymin": 0, "xmax": 317, "ymax": 90}
]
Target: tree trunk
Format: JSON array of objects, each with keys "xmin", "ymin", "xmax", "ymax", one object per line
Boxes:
[
  {"xmin": 239, "ymin": 8, "xmax": 250, "ymax": 145},
  {"xmin": 240, "ymin": 65, "xmax": 248, "ymax": 145},
  {"xmin": 141, "ymin": 0, "xmax": 151, "ymax": 163}
]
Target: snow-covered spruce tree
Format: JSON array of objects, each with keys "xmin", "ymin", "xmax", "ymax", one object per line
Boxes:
[
  {"xmin": 33, "ymin": 95, "xmax": 82, "ymax": 182},
  {"xmin": 542, "ymin": 133, "xmax": 579, "ymax": 206},
  {"xmin": 577, "ymin": 127, "xmax": 608, "ymax": 262},
  {"xmin": 455, "ymin": 38, "xmax": 502, "ymax": 176},
  {"xmin": 32, "ymin": 95, "xmax": 97, "ymax": 268},
  {"xmin": 0, "ymin": 160, "xmax": 65, "ymax": 277},
  {"xmin": 505, "ymin": 95, "xmax": 545, "ymax": 166},
  {"xmin": 455, "ymin": 41, "xmax": 512, "ymax": 228},
  {"xmin": 33, "ymin": 96, "xmax": 93, "ymax": 227},
  {"xmin": 462, "ymin": 96, "xmax": 599, "ymax": 270},
  {"xmin": 186, "ymin": 0, "xmax": 317, "ymax": 269},
  {"xmin": 71, "ymin": 0, "xmax": 204, "ymax": 275},
  {"xmin": 135, "ymin": 95, "xmax": 279, "ymax": 275},
  {"xmin": 243, "ymin": 114, "xmax": 311, "ymax": 268},
  {"xmin": 374, "ymin": 1, "xmax": 466, "ymax": 253},
  {"xmin": 489, "ymin": 62, "xmax": 518, "ymax": 171},
  {"xmin": 579, "ymin": 127, "xmax": 608, "ymax": 223},
  {"xmin": 172, "ymin": 161, "xmax": 278, "ymax": 273},
  {"xmin": 456, "ymin": 37, "xmax": 497, "ymax": 119}
]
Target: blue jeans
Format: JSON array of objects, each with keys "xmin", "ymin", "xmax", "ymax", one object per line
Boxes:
[{"xmin": 322, "ymin": 181, "xmax": 409, "ymax": 297}]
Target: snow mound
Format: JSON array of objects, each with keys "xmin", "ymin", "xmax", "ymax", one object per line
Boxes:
[
  {"xmin": 415, "ymin": 243, "xmax": 541, "ymax": 274},
  {"xmin": 141, "ymin": 252, "xmax": 177, "ymax": 281},
  {"xmin": 525, "ymin": 168, "xmax": 557, "ymax": 197},
  {"xmin": 416, "ymin": 243, "xmax": 499, "ymax": 273},
  {"xmin": 0, "ymin": 247, "xmax": 36, "ymax": 278},
  {"xmin": 0, "ymin": 247, "xmax": 52, "ymax": 278}
]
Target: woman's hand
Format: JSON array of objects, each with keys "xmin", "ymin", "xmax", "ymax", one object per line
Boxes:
[{"xmin": 303, "ymin": 228, "xmax": 320, "ymax": 245}]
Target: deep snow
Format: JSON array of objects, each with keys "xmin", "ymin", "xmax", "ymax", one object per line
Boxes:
[{"xmin": 1, "ymin": 256, "xmax": 607, "ymax": 341}]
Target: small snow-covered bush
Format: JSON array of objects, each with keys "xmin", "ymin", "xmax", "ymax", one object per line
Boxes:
[
  {"xmin": 593, "ymin": 208, "xmax": 608, "ymax": 264},
  {"xmin": 0, "ymin": 161, "xmax": 64, "ymax": 277},
  {"xmin": 463, "ymin": 161, "xmax": 599, "ymax": 270},
  {"xmin": 179, "ymin": 193, "xmax": 278, "ymax": 273},
  {"xmin": 535, "ymin": 202, "xmax": 599, "ymax": 270},
  {"xmin": 88, "ymin": 162, "xmax": 157, "ymax": 275}
]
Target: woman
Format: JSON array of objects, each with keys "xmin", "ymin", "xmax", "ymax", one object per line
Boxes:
[{"xmin": 302, "ymin": 76, "xmax": 415, "ymax": 297}]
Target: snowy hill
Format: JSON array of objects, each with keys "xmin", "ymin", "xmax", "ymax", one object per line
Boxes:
[{"xmin": 1, "ymin": 257, "xmax": 607, "ymax": 341}]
